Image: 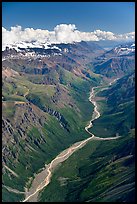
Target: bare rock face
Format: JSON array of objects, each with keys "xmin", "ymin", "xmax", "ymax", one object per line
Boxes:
[
  {"xmin": 94, "ymin": 57, "xmax": 135, "ymax": 78},
  {"xmin": 92, "ymin": 42, "xmax": 135, "ymax": 78},
  {"xmin": 2, "ymin": 67, "xmax": 19, "ymax": 79},
  {"xmin": 2, "ymin": 102, "xmax": 47, "ymax": 166}
]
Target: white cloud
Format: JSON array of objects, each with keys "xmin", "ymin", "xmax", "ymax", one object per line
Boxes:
[
  {"xmin": 93, "ymin": 30, "xmax": 116, "ymax": 40},
  {"xmin": 2, "ymin": 24, "xmax": 135, "ymax": 50}
]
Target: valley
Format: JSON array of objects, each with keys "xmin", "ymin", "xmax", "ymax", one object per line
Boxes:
[
  {"xmin": 39, "ymin": 74, "xmax": 135, "ymax": 202},
  {"xmin": 22, "ymin": 78, "xmax": 120, "ymax": 202},
  {"xmin": 2, "ymin": 41, "xmax": 135, "ymax": 202}
]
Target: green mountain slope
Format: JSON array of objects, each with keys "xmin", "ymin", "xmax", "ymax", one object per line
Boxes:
[
  {"xmin": 39, "ymin": 132, "xmax": 135, "ymax": 202},
  {"xmin": 91, "ymin": 72, "xmax": 135, "ymax": 136}
]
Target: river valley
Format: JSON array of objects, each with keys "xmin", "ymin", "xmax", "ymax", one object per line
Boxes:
[{"xmin": 21, "ymin": 79, "xmax": 120, "ymax": 202}]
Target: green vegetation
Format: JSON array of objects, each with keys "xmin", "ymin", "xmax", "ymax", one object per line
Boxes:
[
  {"xmin": 39, "ymin": 76, "xmax": 135, "ymax": 202},
  {"xmin": 2, "ymin": 64, "xmax": 100, "ymax": 202},
  {"xmin": 2, "ymin": 188, "xmax": 24, "ymax": 202},
  {"xmin": 39, "ymin": 131, "xmax": 135, "ymax": 202},
  {"xmin": 90, "ymin": 73, "xmax": 135, "ymax": 137},
  {"xmin": 90, "ymin": 100, "xmax": 135, "ymax": 138},
  {"xmin": 2, "ymin": 102, "xmax": 16, "ymax": 119},
  {"xmin": 2, "ymin": 55, "xmax": 134, "ymax": 202}
]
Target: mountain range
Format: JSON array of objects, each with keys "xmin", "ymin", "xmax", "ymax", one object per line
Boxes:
[{"xmin": 2, "ymin": 40, "xmax": 135, "ymax": 202}]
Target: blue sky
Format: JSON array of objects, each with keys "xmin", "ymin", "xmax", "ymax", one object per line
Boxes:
[{"xmin": 2, "ymin": 2, "xmax": 135, "ymax": 34}]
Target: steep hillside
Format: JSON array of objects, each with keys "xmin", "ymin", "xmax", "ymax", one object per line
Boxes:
[
  {"xmin": 91, "ymin": 72, "xmax": 135, "ymax": 136},
  {"xmin": 39, "ymin": 132, "xmax": 135, "ymax": 202},
  {"xmin": 93, "ymin": 57, "xmax": 134, "ymax": 78},
  {"xmin": 88, "ymin": 42, "xmax": 135, "ymax": 78},
  {"xmin": 103, "ymin": 72, "xmax": 135, "ymax": 106}
]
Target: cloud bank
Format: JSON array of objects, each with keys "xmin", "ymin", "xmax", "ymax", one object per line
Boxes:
[{"xmin": 2, "ymin": 24, "xmax": 135, "ymax": 50}]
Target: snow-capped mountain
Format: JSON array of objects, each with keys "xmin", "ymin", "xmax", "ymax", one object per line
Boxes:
[
  {"xmin": 2, "ymin": 41, "xmax": 104, "ymax": 64},
  {"xmin": 95, "ymin": 41, "xmax": 135, "ymax": 62},
  {"xmin": 112, "ymin": 42, "xmax": 135, "ymax": 56},
  {"xmin": 92, "ymin": 42, "xmax": 135, "ymax": 78},
  {"xmin": 2, "ymin": 45, "xmax": 63, "ymax": 61}
]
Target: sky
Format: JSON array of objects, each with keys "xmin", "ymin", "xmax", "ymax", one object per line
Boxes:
[
  {"xmin": 2, "ymin": 2, "xmax": 135, "ymax": 50},
  {"xmin": 2, "ymin": 2, "xmax": 135, "ymax": 33}
]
